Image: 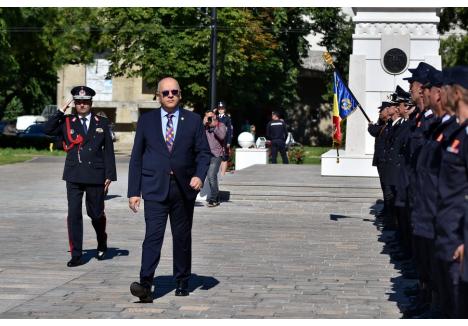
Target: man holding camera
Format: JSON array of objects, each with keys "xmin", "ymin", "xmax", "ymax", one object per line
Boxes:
[{"xmin": 204, "ymin": 110, "xmax": 227, "ymax": 207}]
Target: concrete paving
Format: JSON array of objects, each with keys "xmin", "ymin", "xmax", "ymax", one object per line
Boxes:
[{"xmin": 0, "ymin": 157, "xmax": 414, "ymax": 318}]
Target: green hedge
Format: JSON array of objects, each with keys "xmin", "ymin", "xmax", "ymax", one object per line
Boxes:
[{"xmin": 0, "ymin": 135, "xmax": 61, "ymax": 150}]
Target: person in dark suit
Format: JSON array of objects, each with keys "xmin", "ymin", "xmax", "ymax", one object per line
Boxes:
[
  {"xmin": 216, "ymin": 101, "xmax": 233, "ymax": 176},
  {"xmin": 44, "ymin": 86, "xmax": 117, "ymax": 267},
  {"xmin": 128, "ymin": 77, "xmax": 211, "ymax": 303},
  {"xmin": 266, "ymin": 111, "xmax": 289, "ymax": 164},
  {"xmin": 368, "ymin": 102, "xmax": 390, "ymax": 216},
  {"xmin": 434, "ymin": 66, "xmax": 468, "ymax": 318}
]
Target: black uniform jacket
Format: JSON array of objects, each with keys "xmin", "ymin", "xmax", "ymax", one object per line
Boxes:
[
  {"xmin": 368, "ymin": 120, "xmax": 387, "ymax": 167},
  {"xmin": 434, "ymin": 122, "xmax": 468, "ymax": 262},
  {"xmin": 44, "ymin": 110, "xmax": 117, "ymax": 184},
  {"xmin": 382, "ymin": 118, "xmax": 411, "ymax": 186},
  {"xmin": 412, "ymin": 116, "xmax": 459, "ymax": 239}
]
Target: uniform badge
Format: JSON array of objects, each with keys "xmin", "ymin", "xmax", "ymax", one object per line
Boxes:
[
  {"xmin": 96, "ymin": 128, "xmax": 104, "ymax": 133},
  {"xmin": 436, "ymin": 133, "xmax": 443, "ymax": 142},
  {"xmin": 70, "ymin": 129, "xmax": 75, "ymax": 135},
  {"xmin": 447, "ymin": 139, "xmax": 460, "ymax": 154}
]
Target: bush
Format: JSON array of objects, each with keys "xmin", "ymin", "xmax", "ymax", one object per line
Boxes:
[
  {"xmin": 0, "ymin": 135, "xmax": 59, "ymax": 150},
  {"xmin": 287, "ymin": 145, "xmax": 305, "ymax": 164}
]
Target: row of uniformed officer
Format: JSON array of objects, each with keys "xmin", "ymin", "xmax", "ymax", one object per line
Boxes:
[
  {"xmin": 369, "ymin": 64, "xmax": 468, "ymax": 318},
  {"xmin": 44, "ymin": 86, "xmax": 117, "ymax": 267}
]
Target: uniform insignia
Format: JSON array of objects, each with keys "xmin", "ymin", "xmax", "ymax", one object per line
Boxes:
[
  {"xmin": 94, "ymin": 116, "xmax": 100, "ymax": 121},
  {"xmin": 72, "ymin": 117, "xmax": 77, "ymax": 122},
  {"xmin": 436, "ymin": 133, "xmax": 443, "ymax": 142},
  {"xmin": 417, "ymin": 121, "xmax": 421, "ymax": 128},
  {"xmin": 181, "ymin": 117, "xmax": 184, "ymax": 121},
  {"xmin": 70, "ymin": 129, "xmax": 75, "ymax": 135},
  {"xmin": 447, "ymin": 139, "xmax": 460, "ymax": 154},
  {"xmin": 96, "ymin": 128, "xmax": 104, "ymax": 133},
  {"xmin": 79, "ymin": 88, "xmax": 86, "ymax": 96}
]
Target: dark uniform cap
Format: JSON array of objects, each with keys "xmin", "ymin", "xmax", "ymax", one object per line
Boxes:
[
  {"xmin": 403, "ymin": 62, "xmax": 436, "ymax": 83},
  {"xmin": 390, "ymin": 85, "xmax": 411, "ymax": 103},
  {"xmin": 423, "ymin": 69, "xmax": 443, "ymax": 88},
  {"xmin": 442, "ymin": 67, "xmax": 455, "ymax": 86},
  {"xmin": 71, "ymin": 86, "xmax": 96, "ymax": 100},
  {"xmin": 449, "ymin": 65, "xmax": 468, "ymax": 89},
  {"xmin": 379, "ymin": 101, "xmax": 392, "ymax": 110}
]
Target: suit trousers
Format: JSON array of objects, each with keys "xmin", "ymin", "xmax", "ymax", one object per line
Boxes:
[
  {"xmin": 270, "ymin": 140, "xmax": 289, "ymax": 164},
  {"xmin": 66, "ymin": 182, "xmax": 107, "ymax": 257},
  {"xmin": 140, "ymin": 176, "xmax": 195, "ymax": 288}
]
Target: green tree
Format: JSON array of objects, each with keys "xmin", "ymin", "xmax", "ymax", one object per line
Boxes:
[
  {"xmin": 438, "ymin": 8, "xmax": 468, "ymax": 66},
  {"xmin": 0, "ymin": 8, "xmax": 101, "ymax": 121}
]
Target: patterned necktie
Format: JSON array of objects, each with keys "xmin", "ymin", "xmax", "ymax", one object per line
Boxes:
[
  {"xmin": 81, "ymin": 117, "xmax": 88, "ymax": 135},
  {"xmin": 165, "ymin": 114, "xmax": 175, "ymax": 152}
]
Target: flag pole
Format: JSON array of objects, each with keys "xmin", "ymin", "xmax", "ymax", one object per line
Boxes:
[{"xmin": 322, "ymin": 52, "xmax": 371, "ymax": 123}]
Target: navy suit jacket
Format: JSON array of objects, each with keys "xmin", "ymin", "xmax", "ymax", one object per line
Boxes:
[{"xmin": 127, "ymin": 108, "xmax": 212, "ymax": 202}]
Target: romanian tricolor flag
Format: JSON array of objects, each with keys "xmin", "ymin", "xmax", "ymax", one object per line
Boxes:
[{"xmin": 333, "ymin": 71, "xmax": 359, "ymax": 145}]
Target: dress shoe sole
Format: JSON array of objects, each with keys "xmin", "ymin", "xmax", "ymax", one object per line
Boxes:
[
  {"xmin": 130, "ymin": 283, "xmax": 153, "ymax": 303},
  {"xmin": 175, "ymin": 290, "xmax": 189, "ymax": 297},
  {"xmin": 67, "ymin": 260, "xmax": 83, "ymax": 268}
]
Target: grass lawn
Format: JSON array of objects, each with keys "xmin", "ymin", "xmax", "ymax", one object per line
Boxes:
[
  {"xmin": 302, "ymin": 146, "xmax": 331, "ymax": 164},
  {"xmin": 0, "ymin": 148, "xmax": 65, "ymax": 165}
]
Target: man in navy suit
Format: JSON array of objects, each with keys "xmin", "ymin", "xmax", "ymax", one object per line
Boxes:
[{"xmin": 128, "ymin": 77, "xmax": 211, "ymax": 303}]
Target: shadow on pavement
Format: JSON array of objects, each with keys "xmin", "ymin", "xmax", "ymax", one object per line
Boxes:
[
  {"xmin": 369, "ymin": 200, "xmax": 419, "ymax": 318},
  {"xmin": 153, "ymin": 274, "xmax": 220, "ymax": 299},
  {"xmin": 80, "ymin": 247, "xmax": 130, "ymax": 264}
]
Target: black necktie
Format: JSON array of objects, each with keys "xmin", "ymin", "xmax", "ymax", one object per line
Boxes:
[{"xmin": 81, "ymin": 117, "xmax": 88, "ymax": 135}]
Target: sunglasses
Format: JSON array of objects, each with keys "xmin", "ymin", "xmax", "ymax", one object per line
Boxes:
[{"xmin": 161, "ymin": 89, "xmax": 180, "ymax": 97}]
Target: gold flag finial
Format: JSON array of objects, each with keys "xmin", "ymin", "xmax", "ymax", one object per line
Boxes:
[{"xmin": 322, "ymin": 52, "xmax": 335, "ymax": 67}]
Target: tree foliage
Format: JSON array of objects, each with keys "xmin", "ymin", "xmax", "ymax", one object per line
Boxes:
[
  {"xmin": 0, "ymin": 7, "xmax": 353, "ymax": 130},
  {"xmin": 438, "ymin": 8, "xmax": 468, "ymax": 66}
]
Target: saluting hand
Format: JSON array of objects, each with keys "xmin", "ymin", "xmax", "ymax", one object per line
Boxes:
[
  {"xmin": 129, "ymin": 196, "xmax": 141, "ymax": 213},
  {"xmin": 189, "ymin": 177, "xmax": 203, "ymax": 191},
  {"xmin": 60, "ymin": 97, "xmax": 74, "ymax": 113}
]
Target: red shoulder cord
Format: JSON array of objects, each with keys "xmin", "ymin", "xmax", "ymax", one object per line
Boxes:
[{"xmin": 62, "ymin": 116, "xmax": 84, "ymax": 163}]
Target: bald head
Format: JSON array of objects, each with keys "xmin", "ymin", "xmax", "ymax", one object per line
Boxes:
[{"xmin": 157, "ymin": 77, "xmax": 182, "ymax": 112}]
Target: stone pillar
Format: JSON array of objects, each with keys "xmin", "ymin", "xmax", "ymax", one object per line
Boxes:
[{"xmin": 321, "ymin": 8, "xmax": 441, "ymax": 177}]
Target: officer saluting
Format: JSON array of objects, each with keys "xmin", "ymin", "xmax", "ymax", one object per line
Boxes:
[{"xmin": 44, "ymin": 86, "xmax": 117, "ymax": 267}]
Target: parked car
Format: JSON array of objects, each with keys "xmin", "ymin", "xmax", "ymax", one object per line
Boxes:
[
  {"xmin": 16, "ymin": 115, "xmax": 46, "ymax": 132},
  {"xmin": 17, "ymin": 122, "xmax": 61, "ymax": 149}
]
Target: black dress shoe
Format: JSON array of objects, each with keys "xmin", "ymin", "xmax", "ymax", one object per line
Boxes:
[
  {"xmin": 96, "ymin": 248, "xmax": 107, "ymax": 260},
  {"xmin": 67, "ymin": 256, "xmax": 83, "ymax": 267},
  {"xmin": 175, "ymin": 280, "xmax": 189, "ymax": 296},
  {"xmin": 130, "ymin": 282, "xmax": 153, "ymax": 303}
]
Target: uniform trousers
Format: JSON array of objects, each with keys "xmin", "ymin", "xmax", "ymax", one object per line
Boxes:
[
  {"xmin": 433, "ymin": 258, "xmax": 460, "ymax": 318},
  {"xmin": 66, "ymin": 182, "xmax": 107, "ymax": 257},
  {"xmin": 458, "ymin": 281, "xmax": 468, "ymax": 318},
  {"xmin": 270, "ymin": 140, "xmax": 289, "ymax": 164},
  {"xmin": 140, "ymin": 176, "xmax": 195, "ymax": 288}
]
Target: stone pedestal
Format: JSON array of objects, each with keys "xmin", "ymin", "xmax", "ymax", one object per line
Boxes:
[
  {"xmin": 235, "ymin": 148, "xmax": 269, "ymax": 170},
  {"xmin": 321, "ymin": 8, "xmax": 441, "ymax": 176}
]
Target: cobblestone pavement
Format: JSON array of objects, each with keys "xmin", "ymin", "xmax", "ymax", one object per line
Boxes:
[{"xmin": 0, "ymin": 157, "xmax": 413, "ymax": 318}]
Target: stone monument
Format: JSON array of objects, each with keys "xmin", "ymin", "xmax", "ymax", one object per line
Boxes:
[{"xmin": 321, "ymin": 7, "xmax": 441, "ymax": 176}]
